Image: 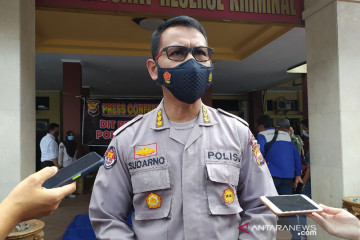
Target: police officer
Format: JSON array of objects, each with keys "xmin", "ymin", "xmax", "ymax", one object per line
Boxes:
[{"xmin": 89, "ymin": 16, "xmax": 277, "ymax": 240}]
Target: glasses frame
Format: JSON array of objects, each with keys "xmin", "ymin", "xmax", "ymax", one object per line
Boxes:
[{"xmin": 155, "ymin": 45, "xmax": 214, "ymax": 62}]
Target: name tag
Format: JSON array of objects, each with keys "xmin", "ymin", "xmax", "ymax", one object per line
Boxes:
[{"xmin": 128, "ymin": 156, "xmax": 166, "ymax": 170}]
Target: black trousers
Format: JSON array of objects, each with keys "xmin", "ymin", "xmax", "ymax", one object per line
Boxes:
[{"xmin": 41, "ymin": 161, "xmax": 54, "ymax": 169}]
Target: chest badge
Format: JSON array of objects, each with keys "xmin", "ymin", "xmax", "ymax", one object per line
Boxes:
[
  {"xmin": 134, "ymin": 143, "xmax": 157, "ymax": 159},
  {"xmin": 223, "ymin": 187, "xmax": 235, "ymax": 205},
  {"xmin": 146, "ymin": 192, "xmax": 162, "ymax": 209}
]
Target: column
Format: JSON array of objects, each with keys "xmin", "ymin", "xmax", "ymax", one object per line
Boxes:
[
  {"xmin": 0, "ymin": 0, "xmax": 35, "ymax": 200},
  {"xmin": 62, "ymin": 60, "xmax": 83, "ymax": 155},
  {"xmin": 304, "ymin": 0, "xmax": 360, "ymax": 239},
  {"xmin": 248, "ymin": 91, "xmax": 263, "ymax": 132}
]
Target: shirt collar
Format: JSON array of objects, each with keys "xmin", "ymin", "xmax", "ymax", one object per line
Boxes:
[
  {"xmin": 151, "ymin": 99, "xmax": 217, "ymax": 130},
  {"xmin": 47, "ymin": 133, "xmax": 55, "ymax": 139}
]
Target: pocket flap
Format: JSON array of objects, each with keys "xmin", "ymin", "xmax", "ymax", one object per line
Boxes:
[
  {"xmin": 131, "ymin": 169, "xmax": 170, "ymax": 194},
  {"xmin": 206, "ymin": 164, "xmax": 240, "ymax": 186}
]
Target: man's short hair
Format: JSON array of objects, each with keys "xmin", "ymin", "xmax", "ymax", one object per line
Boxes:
[
  {"xmin": 301, "ymin": 118, "xmax": 309, "ymax": 129},
  {"xmin": 276, "ymin": 118, "xmax": 290, "ymax": 129},
  {"xmin": 47, "ymin": 123, "xmax": 59, "ymax": 133},
  {"xmin": 151, "ymin": 15, "xmax": 208, "ymax": 60},
  {"xmin": 257, "ymin": 115, "xmax": 272, "ymax": 128}
]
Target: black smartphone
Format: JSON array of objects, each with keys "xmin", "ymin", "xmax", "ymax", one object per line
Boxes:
[{"xmin": 42, "ymin": 152, "xmax": 104, "ymax": 189}]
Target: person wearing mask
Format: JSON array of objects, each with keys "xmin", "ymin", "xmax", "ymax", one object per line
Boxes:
[
  {"xmin": 89, "ymin": 15, "xmax": 278, "ymax": 240},
  {"xmin": 40, "ymin": 123, "xmax": 61, "ymax": 169},
  {"xmin": 58, "ymin": 131, "xmax": 78, "ymax": 168},
  {"xmin": 58, "ymin": 130, "xmax": 78, "ymax": 198},
  {"xmin": 0, "ymin": 167, "xmax": 76, "ymax": 240}
]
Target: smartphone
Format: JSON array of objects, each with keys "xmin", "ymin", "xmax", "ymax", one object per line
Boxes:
[
  {"xmin": 260, "ymin": 194, "xmax": 323, "ymax": 216},
  {"xmin": 42, "ymin": 152, "xmax": 104, "ymax": 189}
]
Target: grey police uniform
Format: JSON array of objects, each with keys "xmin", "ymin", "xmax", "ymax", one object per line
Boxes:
[{"xmin": 89, "ymin": 100, "xmax": 278, "ymax": 240}]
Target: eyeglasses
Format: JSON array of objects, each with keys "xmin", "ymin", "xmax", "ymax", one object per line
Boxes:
[{"xmin": 155, "ymin": 45, "xmax": 214, "ymax": 62}]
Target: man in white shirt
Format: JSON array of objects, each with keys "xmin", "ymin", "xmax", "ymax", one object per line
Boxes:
[{"xmin": 40, "ymin": 123, "xmax": 61, "ymax": 169}]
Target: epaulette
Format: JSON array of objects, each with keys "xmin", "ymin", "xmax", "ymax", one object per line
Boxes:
[
  {"xmin": 113, "ymin": 115, "xmax": 143, "ymax": 137},
  {"xmin": 217, "ymin": 108, "xmax": 249, "ymax": 127}
]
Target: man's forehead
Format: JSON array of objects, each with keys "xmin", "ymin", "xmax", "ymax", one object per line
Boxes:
[{"xmin": 158, "ymin": 26, "xmax": 207, "ymax": 48}]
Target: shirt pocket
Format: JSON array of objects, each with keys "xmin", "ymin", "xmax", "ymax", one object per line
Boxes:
[
  {"xmin": 205, "ymin": 163, "xmax": 243, "ymax": 215},
  {"xmin": 131, "ymin": 168, "xmax": 172, "ymax": 220}
]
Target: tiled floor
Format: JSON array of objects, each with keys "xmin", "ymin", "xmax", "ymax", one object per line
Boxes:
[
  {"xmin": 39, "ymin": 193, "xmax": 291, "ymax": 240},
  {"xmin": 40, "ymin": 193, "xmax": 92, "ymax": 240}
]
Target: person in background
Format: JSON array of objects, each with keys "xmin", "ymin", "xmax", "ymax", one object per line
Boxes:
[
  {"xmin": 59, "ymin": 131, "xmax": 78, "ymax": 168},
  {"xmin": 300, "ymin": 118, "xmax": 311, "ymax": 197},
  {"xmin": 59, "ymin": 130, "xmax": 78, "ymax": 198},
  {"xmin": 40, "ymin": 123, "xmax": 61, "ymax": 169},
  {"xmin": 0, "ymin": 167, "xmax": 76, "ymax": 240},
  {"xmin": 257, "ymin": 116, "xmax": 303, "ymax": 239},
  {"xmin": 290, "ymin": 126, "xmax": 304, "ymax": 158},
  {"xmin": 308, "ymin": 204, "xmax": 360, "ymax": 240}
]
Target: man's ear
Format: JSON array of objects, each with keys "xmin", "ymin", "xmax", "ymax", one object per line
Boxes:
[{"xmin": 146, "ymin": 59, "xmax": 158, "ymax": 81}]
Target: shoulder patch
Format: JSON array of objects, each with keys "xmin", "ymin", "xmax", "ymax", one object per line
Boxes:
[
  {"xmin": 113, "ymin": 115, "xmax": 143, "ymax": 137},
  {"xmin": 217, "ymin": 108, "xmax": 249, "ymax": 127}
]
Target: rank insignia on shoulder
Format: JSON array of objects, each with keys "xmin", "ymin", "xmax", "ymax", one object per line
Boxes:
[
  {"xmin": 156, "ymin": 109, "xmax": 164, "ymax": 128},
  {"xmin": 202, "ymin": 106, "xmax": 210, "ymax": 123},
  {"xmin": 104, "ymin": 146, "xmax": 117, "ymax": 169},
  {"xmin": 223, "ymin": 187, "xmax": 235, "ymax": 205},
  {"xmin": 250, "ymin": 135, "xmax": 265, "ymax": 166},
  {"xmin": 146, "ymin": 192, "xmax": 162, "ymax": 209}
]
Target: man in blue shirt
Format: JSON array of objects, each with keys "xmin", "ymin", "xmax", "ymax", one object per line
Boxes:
[
  {"xmin": 256, "ymin": 116, "xmax": 302, "ymax": 194},
  {"xmin": 256, "ymin": 115, "xmax": 303, "ymax": 239}
]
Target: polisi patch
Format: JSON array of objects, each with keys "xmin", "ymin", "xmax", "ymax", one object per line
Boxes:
[
  {"xmin": 206, "ymin": 149, "xmax": 240, "ymax": 163},
  {"xmin": 134, "ymin": 143, "xmax": 157, "ymax": 159},
  {"xmin": 146, "ymin": 192, "xmax": 161, "ymax": 209},
  {"xmin": 223, "ymin": 187, "xmax": 235, "ymax": 205},
  {"xmin": 249, "ymin": 135, "xmax": 265, "ymax": 166},
  {"xmin": 104, "ymin": 146, "xmax": 117, "ymax": 169}
]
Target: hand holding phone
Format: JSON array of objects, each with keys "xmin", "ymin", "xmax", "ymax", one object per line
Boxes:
[{"xmin": 260, "ymin": 194, "xmax": 323, "ymax": 216}]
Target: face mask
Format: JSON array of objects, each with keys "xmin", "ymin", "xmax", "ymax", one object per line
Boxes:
[
  {"xmin": 67, "ymin": 136, "xmax": 74, "ymax": 141},
  {"xmin": 156, "ymin": 59, "xmax": 214, "ymax": 104},
  {"xmin": 53, "ymin": 131, "xmax": 59, "ymax": 138},
  {"xmin": 303, "ymin": 129, "xmax": 309, "ymax": 138}
]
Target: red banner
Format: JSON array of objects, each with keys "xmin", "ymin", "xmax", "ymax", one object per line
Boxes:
[{"xmin": 36, "ymin": 0, "xmax": 304, "ymax": 25}]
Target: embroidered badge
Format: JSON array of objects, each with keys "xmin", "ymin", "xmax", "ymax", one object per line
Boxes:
[
  {"xmin": 104, "ymin": 146, "xmax": 117, "ymax": 169},
  {"xmin": 223, "ymin": 187, "xmax": 235, "ymax": 205},
  {"xmin": 134, "ymin": 143, "xmax": 157, "ymax": 159},
  {"xmin": 163, "ymin": 71, "xmax": 171, "ymax": 84},
  {"xmin": 250, "ymin": 135, "xmax": 265, "ymax": 166},
  {"xmin": 156, "ymin": 109, "xmax": 163, "ymax": 127},
  {"xmin": 202, "ymin": 106, "xmax": 210, "ymax": 123},
  {"xmin": 146, "ymin": 193, "xmax": 161, "ymax": 209}
]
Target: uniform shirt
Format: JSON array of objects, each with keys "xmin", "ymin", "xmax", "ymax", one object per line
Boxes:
[
  {"xmin": 58, "ymin": 142, "xmax": 77, "ymax": 167},
  {"xmin": 89, "ymin": 101, "xmax": 278, "ymax": 240},
  {"xmin": 40, "ymin": 133, "xmax": 58, "ymax": 162},
  {"xmin": 257, "ymin": 128, "xmax": 302, "ymax": 178}
]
